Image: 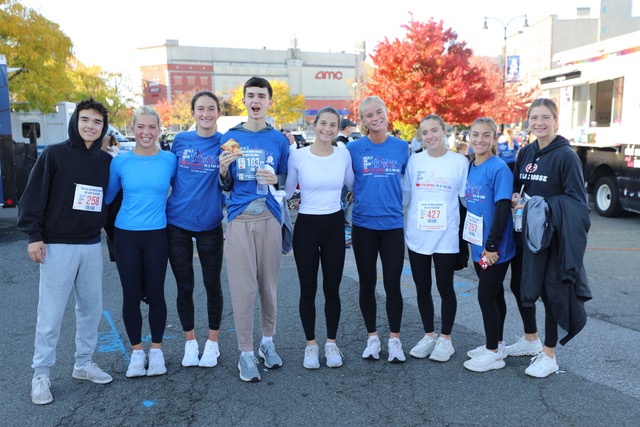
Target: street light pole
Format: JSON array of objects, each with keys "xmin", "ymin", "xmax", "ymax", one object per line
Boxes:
[{"xmin": 483, "ymin": 15, "xmax": 528, "ymax": 86}]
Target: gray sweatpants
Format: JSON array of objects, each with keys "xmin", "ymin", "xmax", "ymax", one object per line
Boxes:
[
  {"xmin": 224, "ymin": 211, "xmax": 282, "ymax": 352},
  {"xmin": 32, "ymin": 243, "xmax": 103, "ymax": 376}
]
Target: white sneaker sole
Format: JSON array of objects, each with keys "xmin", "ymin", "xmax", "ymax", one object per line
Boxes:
[
  {"xmin": 237, "ymin": 363, "xmax": 261, "ymax": 382},
  {"xmin": 429, "ymin": 352, "xmax": 454, "ymax": 362},
  {"xmin": 388, "ymin": 356, "xmax": 406, "ymax": 363},
  {"xmin": 72, "ymin": 372, "xmax": 113, "ymax": 384},
  {"xmin": 463, "ymin": 359, "xmax": 506, "ymax": 372},
  {"xmin": 409, "ymin": 350, "xmax": 430, "ymax": 359},
  {"xmin": 126, "ymin": 369, "xmax": 147, "ymax": 378},
  {"xmin": 146, "ymin": 368, "xmax": 167, "ymax": 377},
  {"xmin": 525, "ymin": 364, "xmax": 559, "ymax": 378},
  {"xmin": 31, "ymin": 394, "xmax": 53, "ymax": 405},
  {"xmin": 182, "ymin": 358, "xmax": 199, "ymax": 367}
]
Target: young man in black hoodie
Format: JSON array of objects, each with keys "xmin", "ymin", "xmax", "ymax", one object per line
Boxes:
[{"xmin": 18, "ymin": 98, "xmax": 114, "ymax": 405}]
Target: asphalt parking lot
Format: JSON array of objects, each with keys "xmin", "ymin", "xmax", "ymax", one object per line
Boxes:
[{"xmin": 0, "ymin": 205, "xmax": 639, "ymax": 426}]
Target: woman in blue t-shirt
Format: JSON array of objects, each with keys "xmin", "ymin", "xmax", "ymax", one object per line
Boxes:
[
  {"xmin": 347, "ymin": 96, "xmax": 410, "ymax": 363},
  {"xmin": 497, "ymin": 127, "xmax": 520, "ymax": 171},
  {"xmin": 165, "ymin": 91, "xmax": 225, "ymax": 369},
  {"xmin": 462, "ymin": 118, "xmax": 516, "ymax": 372},
  {"xmin": 106, "ymin": 106, "xmax": 176, "ymax": 378}
]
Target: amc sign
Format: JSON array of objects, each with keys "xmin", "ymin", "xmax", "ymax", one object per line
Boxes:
[{"xmin": 315, "ymin": 71, "xmax": 343, "ymax": 80}]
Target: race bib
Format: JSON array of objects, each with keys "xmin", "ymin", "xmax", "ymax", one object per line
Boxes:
[
  {"xmin": 463, "ymin": 211, "xmax": 483, "ymax": 246},
  {"xmin": 417, "ymin": 200, "xmax": 446, "ymax": 231},
  {"xmin": 237, "ymin": 149, "xmax": 265, "ymax": 181},
  {"xmin": 73, "ymin": 184, "xmax": 103, "ymax": 212}
]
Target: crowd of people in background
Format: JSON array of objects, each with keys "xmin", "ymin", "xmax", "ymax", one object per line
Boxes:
[{"xmin": 18, "ymin": 76, "xmax": 591, "ymax": 405}]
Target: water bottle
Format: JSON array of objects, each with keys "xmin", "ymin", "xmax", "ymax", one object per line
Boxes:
[
  {"xmin": 514, "ymin": 208, "xmax": 523, "ymax": 232},
  {"xmin": 256, "ymin": 160, "xmax": 268, "ymax": 195}
]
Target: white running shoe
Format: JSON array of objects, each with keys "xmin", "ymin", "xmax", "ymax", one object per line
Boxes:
[
  {"xmin": 525, "ymin": 352, "xmax": 559, "ymax": 378},
  {"xmin": 31, "ymin": 375, "xmax": 53, "ymax": 405},
  {"xmin": 199, "ymin": 340, "xmax": 220, "ymax": 368},
  {"xmin": 387, "ymin": 338, "xmax": 406, "ymax": 363},
  {"xmin": 126, "ymin": 350, "xmax": 147, "ymax": 378},
  {"xmin": 182, "ymin": 340, "xmax": 199, "ymax": 367},
  {"xmin": 467, "ymin": 341, "xmax": 506, "ymax": 359},
  {"xmin": 72, "ymin": 362, "xmax": 113, "ymax": 384},
  {"xmin": 429, "ymin": 337, "xmax": 455, "ymax": 362},
  {"xmin": 463, "ymin": 348, "xmax": 506, "ymax": 372},
  {"xmin": 409, "ymin": 335, "xmax": 437, "ymax": 359},
  {"xmin": 325, "ymin": 343, "xmax": 343, "ymax": 368},
  {"xmin": 362, "ymin": 336, "xmax": 381, "ymax": 360},
  {"xmin": 147, "ymin": 349, "xmax": 167, "ymax": 376},
  {"xmin": 303, "ymin": 345, "xmax": 320, "ymax": 370},
  {"xmin": 505, "ymin": 336, "xmax": 543, "ymax": 357}
]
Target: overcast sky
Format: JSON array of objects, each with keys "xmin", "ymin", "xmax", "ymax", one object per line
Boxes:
[{"xmin": 18, "ymin": 0, "xmax": 601, "ymax": 76}]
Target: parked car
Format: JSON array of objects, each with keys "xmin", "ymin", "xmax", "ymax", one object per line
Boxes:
[
  {"xmin": 291, "ymin": 132, "xmax": 308, "ymax": 148},
  {"xmin": 302, "ymin": 129, "xmax": 316, "ymax": 144},
  {"xmin": 166, "ymin": 132, "xmax": 180, "ymax": 144},
  {"xmin": 108, "ymin": 125, "xmax": 134, "ymax": 152}
]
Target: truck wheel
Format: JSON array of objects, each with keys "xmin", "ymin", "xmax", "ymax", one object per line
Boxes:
[{"xmin": 594, "ymin": 176, "xmax": 623, "ymax": 217}]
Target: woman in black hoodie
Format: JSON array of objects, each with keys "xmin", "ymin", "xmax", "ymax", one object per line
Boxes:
[{"xmin": 511, "ymin": 98, "xmax": 588, "ymax": 378}]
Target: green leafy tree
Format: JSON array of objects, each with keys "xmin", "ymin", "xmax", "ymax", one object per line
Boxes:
[
  {"xmin": 101, "ymin": 71, "xmax": 138, "ymax": 131},
  {"xmin": 67, "ymin": 61, "xmax": 137, "ymax": 130},
  {"xmin": 366, "ymin": 17, "xmax": 494, "ymax": 127},
  {"xmin": 0, "ymin": 0, "xmax": 75, "ymax": 112}
]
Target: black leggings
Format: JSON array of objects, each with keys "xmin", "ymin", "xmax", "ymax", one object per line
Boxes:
[
  {"xmin": 407, "ymin": 250, "xmax": 457, "ymax": 335},
  {"xmin": 474, "ymin": 261, "xmax": 509, "ymax": 350},
  {"xmin": 293, "ymin": 211, "xmax": 345, "ymax": 341},
  {"xmin": 167, "ymin": 224, "xmax": 224, "ymax": 332},
  {"xmin": 509, "ymin": 248, "xmax": 538, "ymax": 334},
  {"xmin": 351, "ymin": 225, "xmax": 404, "ymax": 334},
  {"xmin": 541, "ymin": 288, "xmax": 559, "ymax": 348},
  {"xmin": 114, "ymin": 228, "xmax": 168, "ymax": 345}
]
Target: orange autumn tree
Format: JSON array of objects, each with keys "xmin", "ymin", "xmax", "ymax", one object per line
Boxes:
[
  {"xmin": 366, "ymin": 17, "xmax": 494, "ymax": 127},
  {"xmin": 471, "ymin": 56, "xmax": 537, "ymax": 124},
  {"xmin": 155, "ymin": 99, "xmax": 172, "ymax": 128}
]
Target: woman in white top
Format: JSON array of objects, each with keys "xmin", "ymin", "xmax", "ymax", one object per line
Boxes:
[
  {"xmin": 402, "ymin": 114, "xmax": 469, "ymax": 362},
  {"xmin": 285, "ymin": 106, "xmax": 354, "ymax": 370}
]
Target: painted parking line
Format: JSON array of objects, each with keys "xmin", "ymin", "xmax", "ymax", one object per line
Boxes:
[
  {"xmin": 98, "ymin": 310, "xmax": 128, "ymax": 359},
  {"xmin": 97, "ymin": 310, "xmax": 177, "ymax": 363}
]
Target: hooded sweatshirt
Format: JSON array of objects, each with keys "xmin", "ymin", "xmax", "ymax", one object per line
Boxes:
[
  {"xmin": 513, "ymin": 135, "xmax": 587, "ymax": 204},
  {"xmin": 17, "ymin": 106, "xmax": 112, "ymax": 244}
]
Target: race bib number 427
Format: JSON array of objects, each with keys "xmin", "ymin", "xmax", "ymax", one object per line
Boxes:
[{"xmin": 417, "ymin": 200, "xmax": 446, "ymax": 231}]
